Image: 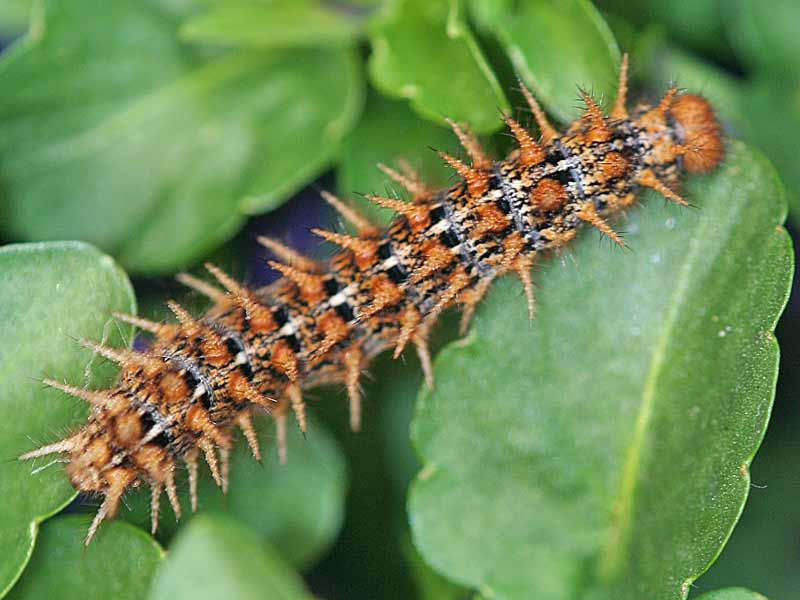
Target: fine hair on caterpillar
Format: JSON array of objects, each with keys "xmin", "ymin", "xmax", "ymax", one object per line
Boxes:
[{"xmin": 19, "ymin": 54, "xmax": 724, "ymax": 545}]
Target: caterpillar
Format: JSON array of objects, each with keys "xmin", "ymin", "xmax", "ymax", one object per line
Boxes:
[{"xmin": 19, "ymin": 55, "xmax": 724, "ymax": 545}]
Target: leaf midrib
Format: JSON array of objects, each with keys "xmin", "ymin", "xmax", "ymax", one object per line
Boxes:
[{"xmin": 596, "ymin": 204, "xmax": 715, "ymax": 581}]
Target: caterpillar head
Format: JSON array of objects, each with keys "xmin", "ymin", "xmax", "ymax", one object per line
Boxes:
[
  {"xmin": 632, "ymin": 90, "xmax": 724, "ymax": 185},
  {"xmin": 670, "ymin": 93, "xmax": 724, "ymax": 173}
]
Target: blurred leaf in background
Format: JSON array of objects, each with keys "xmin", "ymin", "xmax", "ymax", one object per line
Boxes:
[
  {"xmin": 727, "ymin": 0, "xmax": 800, "ymax": 78},
  {"xmin": 694, "ymin": 590, "xmax": 767, "ymax": 600},
  {"xmin": 180, "ymin": 0, "xmax": 369, "ymax": 49},
  {"xmin": 471, "ymin": 0, "xmax": 620, "ymax": 122},
  {"xmin": 8, "ymin": 516, "xmax": 164, "ymax": 600},
  {"xmin": 0, "ymin": 0, "xmax": 363, "ymax": 273},
  {"xmin": 0, "ymin": 0, "xmax": 30, "ymax": 35},
  {"xmin": 338, "ymin": 92, "xmax": 463, "ymax": 225},
  {"xmin": 368, "ymin": 0, "xmax": 508, "ymax": 132},
  {"xmin": 150, "ymin": 514, "xmax": 312, "ymax": 600},
  {"xmin": 596, "ymin": 0, "xmax": 732, "ymax": 58}
]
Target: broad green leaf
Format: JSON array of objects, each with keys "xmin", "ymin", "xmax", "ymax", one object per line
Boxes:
[
  {"xmin": 122, "ymin": 414, "xmax": 347, "ymax": 567},
  {"xmin": 0, "ymin": 0, "xmax": 363, "ymax": 273},
  {"xmin": 729, "ymin": 0, "xmax": 800, "ymax": 78},
  {"xmin": 180, "ymin": 0, "xmax": 368, "ymax": 48},
  {"xmin": 6, "ymin": 516, "xmax": 164, "ymax": 600},
  {"xmin": 472, "ymin": 0, "xmax": 619, "ymax": 122},
  {"xmin": 150, "ymin": 514, "xmax": 312, "ymax": 600},
  {"xmin": 337, "ymin": 91, "xmax": 463, "ymax": 225},
  {"xmin": 409, "ymin": 142, "xmax": 792, "ymax": 600},
  {"xmin": 368, "ymin": 0, "xmax": 508, "ymax": 133},
  {"xmin": 0, "ymin": 241, "xmax": 135, "ymax": 598},
  {"xmin": 694, "ymin": 589, "xmax": 767, "ymax": 600}
]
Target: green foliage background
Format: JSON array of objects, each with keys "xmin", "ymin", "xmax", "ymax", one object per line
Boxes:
[{"xmin": 0, "ymin": 1, "xmax": 798, "ymax": 599}]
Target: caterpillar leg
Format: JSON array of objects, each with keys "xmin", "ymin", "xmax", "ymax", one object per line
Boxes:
[
  {"xmin": 413, "ymin": 326, "xmax": 435, "ymax": 390},
  {"xmin": 150, "ymin": 483, "xmax": 162, "ymax": 535},
  {"xmin": 185, "ymin": 449, "xmax": 200, "ymax": 512},
  {"xmin": 237, "ymin": 411, "xmax": 261, "ymax": 462},
  {"xmin": 513, "ymin": 257, "xmax": 536, "ymax": 322},
  {"xmin": 85, "ymin": 467, "xmax": 135, "ymax": 545},
  {"xmin": 638, "ymin": 169, "xmax": 689, "ymax": 206},
  {"xmin": 576, "ymin": 204, "xmax": 625, "ymax": 247},
  {"xmin": 459, "ymin": 275, "xmax": 495, "ymax": 335},
  {"xmin": 344, "ymin": 348, "xmax": 363, "ymax": 432}
]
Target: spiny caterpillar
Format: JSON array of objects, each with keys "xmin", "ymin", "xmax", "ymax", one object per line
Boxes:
[{"xmin": 20, "ymin": 56, "xmax": 724, "ymax": 544}]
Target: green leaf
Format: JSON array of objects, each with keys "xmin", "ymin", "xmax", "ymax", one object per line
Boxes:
[
  {"xmin": 337, "ymin": 91, "xmax": 463, "ymax": 225},
  {"xmin": 6, "ymin": 516, "xmax": 164, "ymax": 600},
  {"xmin": 0, "ymin": 0, "xmax": 363, "ymax": 273},
  {"xmin": 404, "ymin": 534, "xmax": 469, "ymax": 600},
  {"xmin": 0, "ymin": 0, "xmax": 31, "ymax": 33},
  {"xmin": 180, "ymin": 0, "xmax": 368, "ymax": 48},
  {"xmin": 409, "ymin": 142, "xmax": 792, "ymax": 600},
  {"xmin": 121, "ymin": 414, "xmax": 347, "ymax": 567},
  {"xmin": 473, "ymin": 0, "xmax": 619, "ymax": 122},
  {"xmin": 595, "ymin": 0, "xmax": 731, "ymax": 57},
  {"xmin": 694, "ymin": 589, "xmax": 768, "ymax": 600},
  {"xmin": 368, "ymin": 0, "xmax": 508, "ymax": 133},
  {"xmin": 149, "ymin": 514, "xmax": 312, "ymax": 600},
  {"xmin": 233, "ymin": 48, "xmax": 363, "ymax": 215},
  {"xmin": 736, "ymin": 80, "xmax": 800, "ymax": 216},
  {"xmin": 728, "ymin": 0, "xmax": 800, "ymax": 78},
  {"xmin": 466, "ymin": 0, "xmax": 511, "ymax": 32},
  {"xmin": 0, "ymin": 241, "xmax": 136, "ymax": 598}
]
